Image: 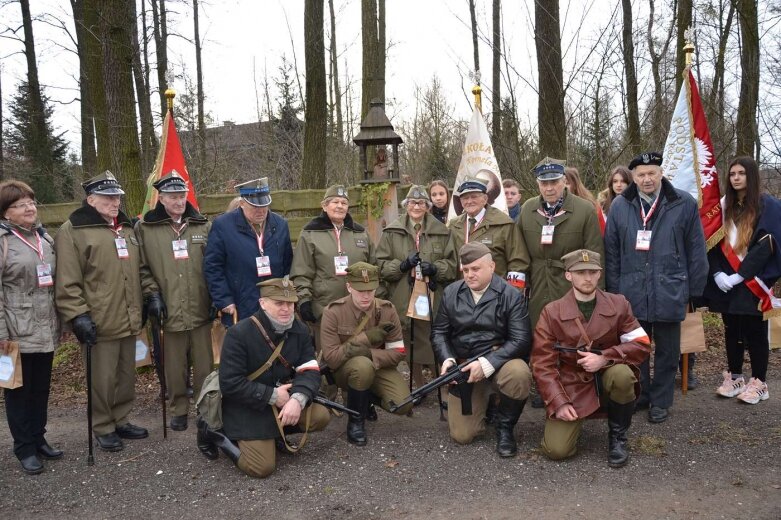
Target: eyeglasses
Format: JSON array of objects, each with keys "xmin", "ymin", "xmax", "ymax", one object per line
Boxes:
[
  {"xmin": 407, "ymin": 200, "xmax": 428, "ymax": 207},
  {"xmin": 9, "ymin": 201, "xmax": 37, "ymax": 210}
]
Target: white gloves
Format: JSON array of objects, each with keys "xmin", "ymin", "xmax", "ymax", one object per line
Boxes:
[
  {"xmin": 726, "ymin": 273, "xmax": 744, "ymax": 287},
  {"xmin": 714, "ymin": 272, "xmax": 733, "ymax": 293}
]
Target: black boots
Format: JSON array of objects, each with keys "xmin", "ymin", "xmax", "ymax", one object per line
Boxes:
[
  {"xmin": 196, "ymin": 417, "xmax": 239, "ymax": 463},
  {"xmin": 495, "ymin": 395, "xmax": 526, "ymax": 457},
  {"xmin": 346, "ymin": 387, "xmax": 371, "ymax": 446},
  {"xmin": 607, "ymin": 399, "xmax": 634, "ymax": 468}
]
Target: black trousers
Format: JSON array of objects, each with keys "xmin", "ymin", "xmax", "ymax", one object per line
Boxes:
[
  {"xmin": 638, "ymin": 321, "xmax": 681, "ymax": 409},
  {"xmin": 722, "ymin": 313, "xmax": 769, "ymax": 382},
  {"xmin": 3, "ymin": 351, "xmax": 54, "ymax": 459}
]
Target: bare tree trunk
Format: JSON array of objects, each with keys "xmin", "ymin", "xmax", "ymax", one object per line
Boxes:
[
  {"xmin": 151, "ymin": 0, "xmax": 169, "ymax": 119},
  {"xmin": 647, "ymin": 0, "xmax": 677, "ymax": 148},
  {"xmin": 328, "ymin": 0, "xmax": 343, "ymax": 141},
  {"xmin": 303, "ymin": 0, "xmax": 327, "ymax": 189},
  {"xmin": 0, "ymin": 71, "xmax": 3, "ymax": 180},
  {"xmin": 534, "ymin": 0, "xmax": 566, "ymax": 158},
  {"xmin": 83, "ymin": 0, "xmax": 111, "ymax": 173},
  {"xmin": 71, "ymin": 0, "xmax": 97, "ymax": 178},
  {"xmin": 675, "ymin": 0, "xmax": 692, "ymax": 92},
  {"xmin": 469, "ymin": 0, "xmax": 480, "ymax": 80},
  {"xmin": 735, "ymin": 0, "xmax": 759, "ymax": 158},
  {"xmin": 492, "ymin": 0, "xmax": 501, "ymax": 141},
  {"xmin": 130, "ymin": 0, "xmax": 156, "ymax": 177},
  {"xmin": 621, "ymin": 0, "xmax": 640, "ymax": 155},
  {"xmin": 99, "ymin": 0, "xmax": 144, "ymax": 213},
  {"xmin": 193, "ymin": 0, "xmax": 206, "ymax": 178},
  {"xmin": 361, "ymin": 0, "xmax": 385, "ymax": 118}
]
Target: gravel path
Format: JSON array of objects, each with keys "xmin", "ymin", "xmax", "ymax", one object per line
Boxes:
[{"xmin": 2, "ymin": 366, "xmax": 780, "ymax": 520}]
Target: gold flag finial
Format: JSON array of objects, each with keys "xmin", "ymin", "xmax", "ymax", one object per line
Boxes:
[
  {"xmin": 683, "ymin": 27, "xmax": 695, "ymax": 66},
  {"xmin": 165, "ymin": 89, "xmax": 176, "ymax": 110},
  {"xmin": 472, "ymin": 84, "xmax": 482, "ymax": 113}
]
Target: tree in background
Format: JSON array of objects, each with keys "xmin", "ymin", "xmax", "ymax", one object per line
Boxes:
[
  {"xmin": 735, "ymin": 0, "xmax": 759, "ymax": 158},
  {"xmin": 302, "ymin": 0, "xmax": 327, "ymax": 189},
  {"xmin": 535, "ymin": 0, "xmax": 566, "ymax": 158},
  {"xmin": 274, "ymin": 56, "xmax": 304, "ymax": 189},
  {"xmin": 361, "ymin": 0, "xmax": 385, "ymax": 119},
  {"xmin": 621, "ymin": 0, "xmax": 641, "ymax": 156}
]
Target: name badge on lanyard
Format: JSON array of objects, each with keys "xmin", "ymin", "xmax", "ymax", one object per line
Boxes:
[
  {"xmin": 541, "ymin": 225, "xmax": 555, "ymax": 245},
  {"xmin": 115, "ymin": 237, "xmax": 129, "ymax": 259},
  {"xmin": 635, "ymin": 230, "xmax": 652, "ymax": 251},
  {"xmin": 172, "ymin": 239, "xmax": 189, "ymax": 259},
  {"xmin": 36, "ymin": 263, "xmax": 53, "ymax": 287},
  {"xmin": 334, "ymin": 255, "xmax": 349, "ymax": 276},
  {"xmin": 256, "ymin": 255, "xmax": 272, "ymax": 276}
]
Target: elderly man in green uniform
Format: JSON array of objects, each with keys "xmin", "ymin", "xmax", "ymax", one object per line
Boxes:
[
  {"xmin": 55, "ymin": 171, "xmax": 147, "ymax": 452},
  {"xmin": 137, "ymin": 171, "xmax": 213, "ymax": 432},
  {"xmin": 291, "ymin": 185, "xmax": 376, "ymax": 350},
  {"xmin": 448, "ymin": 177, "xmax": 527, "ymax": 291},
  {"xmin": 517, "ymin": 158, "xmax": 604, "ymax": 327},
  {"xmin": 198, "ymin": 277, "xmax": 331, "ymax": 478},
  {"xmin": 320, "ymin": 262, "xmax": 412, "ymax": 446}
]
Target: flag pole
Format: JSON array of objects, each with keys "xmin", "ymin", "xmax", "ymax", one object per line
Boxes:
[
  {"xmin": 166, "ymin": 88, "xmax": 176, "ymax": 113},
  {"xmin": 471, "ymin": 84, "xmax": 482, "ymax": 113}
]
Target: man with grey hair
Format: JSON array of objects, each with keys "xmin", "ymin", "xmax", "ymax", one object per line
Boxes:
[{"xmin": 432, "ymin": 242, "xmax": 532, "ymax": 457}]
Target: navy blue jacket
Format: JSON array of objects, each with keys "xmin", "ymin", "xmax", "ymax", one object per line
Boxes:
[
  {"xmin": 204, "ymin": 208, "xmax": 293, "ymax": 326},
  {"xmin": 605, "ymin": 178, "xmax": 708, "ymax": 323}
]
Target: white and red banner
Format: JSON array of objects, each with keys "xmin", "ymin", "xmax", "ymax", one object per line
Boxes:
[
  {"xmin": 662, "ymin": 69, "xmax": 723, "ymax": 249},
  {"xmin": 448, "ymin": 107, "xmax": 507, "ymax": 220}
]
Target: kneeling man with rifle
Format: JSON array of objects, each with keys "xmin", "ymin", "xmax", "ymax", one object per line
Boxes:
[
  {"xmin": 532, "ymin": 250, "xmax": 651, "ymax": 467},
  {"xmin": 430, "ymin": 242, "xmax": 533, "ymax": 457},
  {"xmin": 197, "ymin": 277, "xmax": 331, "ymax": 478}
]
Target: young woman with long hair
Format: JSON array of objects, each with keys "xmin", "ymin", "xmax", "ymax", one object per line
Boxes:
[
  {"xmin": 705, "ymin": 156, "xmax": 781, "ymax": 404},
  {"xmin": 600, "ymin": 166, "xmax": 631, "ymax": 215},
  {"xmin": 564, "ymin": 167, "xmax": 606, "ymax": 235},
  {"xmin": 427, "ymin": 180, "xmax": 450, "ymax": 224}
]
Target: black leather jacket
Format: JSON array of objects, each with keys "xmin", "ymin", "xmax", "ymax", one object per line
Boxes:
[{"xmin": 432, "ymin": 274, "xmax": 532, "ymax": 371}]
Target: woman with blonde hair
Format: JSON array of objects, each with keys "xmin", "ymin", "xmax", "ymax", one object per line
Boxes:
[{"xmin": 564, "ymin": 167, "xmax": 605, "ymax": 234}]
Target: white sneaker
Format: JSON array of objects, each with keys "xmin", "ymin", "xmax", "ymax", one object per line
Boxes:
[
  {"xmin": 737, "ymin": 378, "xmax": 769, "ymax": 405},
  {"xmin": 715, "ymin": 371, "xmax": 746, "ymax": 398}
]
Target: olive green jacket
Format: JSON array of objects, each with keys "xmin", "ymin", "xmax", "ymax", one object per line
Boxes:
[
  {"xmin": 517, "ymin": 190, "xmax": 604, "ymax": 326},
  {"xmin": 376, "ymin": 213, "xmax": 456, "ymax": 329},
  {"xmin": 54, "ymin": 203, "xmax": 143, "ymax": 341},
  {"xmin": 448, "ymin": 205, "xmax": 527, "ymax": 277},
  {"xmin": 291, "ymin": 212, "xmax": 376, "ymax": 320},
  {"xmin": 136, "ymin": 202, "xmax": 212, "ymax": 332}
]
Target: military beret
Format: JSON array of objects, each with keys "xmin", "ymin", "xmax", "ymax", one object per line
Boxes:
[
  {"xmin": 236, "ymin": 177, "xmax": 272, "ymax": 207},
  {"xmin": 346, "ymin": 261, "xmax": 379, "ymax": 291},
  {"xmin": 628, "ymin": 152, "xmax": 663, "ymax": 170},
  {"xmin": 257, "ymin": 276, "xmax": 298, "ymax": 302},
  {"xmin": 532, "ymin": 157, "xmax": 566, "ymax": 181},
  {"xmin": 456, "ymin": 177, "xmax": 488, "ymax": 196},
  {"xmin": 82, "ymin": 170, "xmax": 125, "ymax": 196},
  {"xmin": 402, "ymin": 184, "xmax": 431, "ymax": 207},
  {"xmin": 459, "ymin": 242, "xmax": 492, "ymax": 266},
  {"xmin": 153, "ymin": 170, "xmax": 188, "ymax": 193},
  {"xmin": 323, "ymin": 184, "xmax": 350, "ymax": 201},
  {"xmin": 562, "ymin": 249, "xmax": 602, "ymax": 272}
]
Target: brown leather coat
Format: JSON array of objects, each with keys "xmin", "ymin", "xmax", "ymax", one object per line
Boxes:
[{"xmin": 532, "ymin": 288, "xmax": 651, "ymax": 419}]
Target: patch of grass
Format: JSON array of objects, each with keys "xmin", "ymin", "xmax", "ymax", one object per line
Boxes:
[
  {"xmin": 52, "ymin": 341, "xmax": 80, "ymax": 369},
  {"xmin": 631, "ymin": 435, "xmax": 666, "ymax": 456},
  {"xmin": 688, "ymin": 422, "xmax": 759, "ymax": 447}
]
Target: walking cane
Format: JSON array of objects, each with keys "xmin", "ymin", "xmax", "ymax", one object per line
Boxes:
[
  {"xmin": 425, "ymin": 280, "xmax": 446, "ymax": 421},
  {"xmin": 409, "ymin": 308, "xmax": 415, "ymax": 393},
  {"xmin": 158, "ymin": 319, "xmax": 168, "ymax": 439},
  {"xmin": 86, "ymin": 340, "xmax": 95, "ymax": 465}
]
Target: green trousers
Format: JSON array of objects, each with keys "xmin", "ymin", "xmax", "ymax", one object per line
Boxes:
[
  {"xmin": 85, "ymin": 336, "xmax": 137, "ymax": 436},
  {"xmin": 163, "ymin": 322, "xmax": 214, "ymax": 416},
  {"xmin": 334, "ymin": 356, "xmax": 412, "ymax": 415}
]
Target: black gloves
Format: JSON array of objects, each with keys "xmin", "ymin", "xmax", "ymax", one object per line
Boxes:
[
  {"xmin": 427, "ymin": 278, "xmax": 438, "ymax": 292},
  {"xmin": 420, "ymin": 261, "xmax": 438, "ymax": 277},
  {"xmin": 365, "ymin": 321, "xmax": 395, "ymax": 344},
  {"xmin": 72, "ymin": 313, "xmax": 97, "ymax": 345},
  {"xmin": 344, "ymin": 342, "xmax": 372, "ymax": 359},
  {"xmin": 399, "ymin": 251, "xmax": 420, "ymax": 273},
  {"xmin": 146, "ymin": 292, "xmax": 168, "ymax": 322},
  {"xmin": 299, "ymin": 301, "xmax": 317, "ymax": 323}
]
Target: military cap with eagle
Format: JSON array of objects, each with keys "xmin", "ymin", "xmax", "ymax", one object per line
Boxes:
[
  {"xmin": 532, "ymin": 157, "xmax": 566, "ymax": 180},
  {"xmin": 628, "ymin": 151, "xmax": 663, "ymax": 170},
  {"xmin": 153, "ymin": 170, "xmax": 189, "ymax": 193},
  {"xmin": 257, "ymin": 276, "xmax": 298, "ymax": 302},
  {"xmin": 82, "ymin": 170, "xmax": 125, "ymax": 196},
  {"xmin": 345, "ymin": 261, "xmax": 380, "ymax": 291},
  {"xmin": 236, "ymin": 177, "xmax": 272, "ymax": 207},
  {"xmin": 561, "ymin": 249, "xmax": 602, "ymax": 272}
]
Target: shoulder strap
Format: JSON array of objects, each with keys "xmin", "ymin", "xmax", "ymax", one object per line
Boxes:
[
  {"xmin": 574, "ymin": 317, "xmax": 593, "ymax": 351},
  {"xmin": 246, "ymin": 315, "xmax": 287, "ymax": 380},
  {"xmin": 352, "ymin": 308, "xmax": 372, "ymax": 338}
]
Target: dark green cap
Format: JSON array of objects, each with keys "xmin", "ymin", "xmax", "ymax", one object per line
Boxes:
[
  {"xmin": 323, "ymin": 184, "xmax": 349, "ymax": 201},
  {"xmin": 257, "ymin": 276, "xmax": 298, "ymax": 302},
  {"xmin": 346, "ymin": 262, "xmax": 379, "ymax": 291}
]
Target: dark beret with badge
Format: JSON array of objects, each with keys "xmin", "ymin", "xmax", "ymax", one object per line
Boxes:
[
  {"xmin": 532, "ymin": 157, "xmax": 566, "ymax": 181},
  {"xmin": 456, "ymin": 177, "xmax": 488, "ymax": 196},
  {"xmin": 562, "ymin": 249, "xmax": 602, "ymax": 272},
  {"xmin": 82, "ymin": 170, "xmax": 125, "ymax": 196},
  {"xmin": 459, "ymin": 242, "xmax": 492, "ymax": 266},
  {"xmin": 153, "ymin": 170, "xmax": 189, "ymax": 193},
  {"xmin": 323, "ymin": 184, "xmax": 350, "ymax": 201},
  {"xmin": 345, "ymin": 261, "xmax": 380, "ymax": 291},
  {"xmin": 402, "ymin": 184, "xmax": 431, "ymax": 207},
  {"xmin": 628, "ymin": 151, "xmax": 663, "ymax": 170},
  {"xmin": 236, "ymin": 177, "xmax": 272, "ymax": 207},
  {"xmin": 257, "ymin": 276, "xmax": 298, "ymax": 302}
]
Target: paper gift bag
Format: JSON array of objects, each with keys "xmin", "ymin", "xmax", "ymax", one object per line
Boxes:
[
  {"xmin": 135, "ymin": 332, "xmax": 153, "ymax": 368},
  {"xmin": 0, "ymin": 341, "xmax": 23, "ymax": 389},
  {"xmin": 211, "ymin": 319, "xmax": 226, "ymax": 364},
  {"xmin": 406, "ymin": 278, "xmax": 432, "ymax": 321},
  {"xmin": 769, "ymin": 315, "xmax": 781, "ymax": 351},
  {"xmin": 680, "ymin": 311, "xmax": 707, "ymax": 354}
]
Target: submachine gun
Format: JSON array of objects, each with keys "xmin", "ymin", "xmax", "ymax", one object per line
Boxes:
[
  {"xmin": 388, "ymin": 346, "xmax": 494, "ymax": 414},
  {"xmin": 280, "ymin": 367, "xmax": 361, "ymax": 418}
]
